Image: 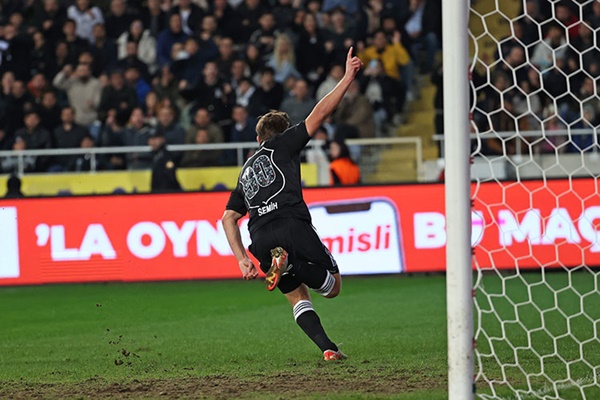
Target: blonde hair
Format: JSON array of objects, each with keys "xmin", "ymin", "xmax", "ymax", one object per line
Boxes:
[
  {"xmin": 273, "ymin": 33, "xmax": 295, "ymax": 68},
  {"xmin": 256, "ymin": 110, "xmax": 290, "ymax": 143}
]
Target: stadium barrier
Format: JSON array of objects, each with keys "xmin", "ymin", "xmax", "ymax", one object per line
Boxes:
[
  {"xmin": 0, "ymin": 137, "xmax": 424, "ymax": 192},
  {"xmin": 0, "ymin": 178, "xmax": 596, "ymax": 286},
  {"xmin": 0, "ymin": 165, "xmax": 318, "ymax": 196}
]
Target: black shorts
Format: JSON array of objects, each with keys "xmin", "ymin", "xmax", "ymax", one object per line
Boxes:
[{"xmin": 248, "ymin": 218, "xmax": 339, "ymax": 294}]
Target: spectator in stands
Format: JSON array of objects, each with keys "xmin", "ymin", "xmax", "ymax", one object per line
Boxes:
[
  {"xmin": 181, "ymin": 127, "xmax": 222, "ymax": 167},
  {"xmin": 359, "ymin": 30, "xmax": 410, "ymax": 95},
  {"xmin": 1, "ymin": 137, "xmax": 36, "ymax": 174},
  {"xmin": 90, "ymin": 23, "xmax": 118, "ymax": 76},
  {"xmin": 249, "ymin": 11, "xmax": 278, "ymax": 57},
  {"xmin": 45, "ymin": 41, "xmax": 71, "ymax": 81},
  {"xmin": 360, "ymin": 58, "xmax": 404, "ymax": 135},
  {"xmin": 498, "ymin": 21, "xmax": 529, "ymax": 59},
  {"xmin": 322, "ymin": 0, "xmax": 359, "ymax": 15},
  {"xmin": 140, "ymin": 0, "xmax": 167, "ymax": 38},
  {"xmin": 230, "ymin": 105, "xmax": 257, "ymax": 142},
  {"xmin": 98, "ymin": 69, "xmax": 137, "ymax": 121},
  {"xmin": 171, "ymin": 0, "xmax": 205, "ymax": 35},
  {"xmin": 272, "ymin": 0, "xmax": 296, "ymax": 31},
  {"xmin": 156, "ymin": 105, "xmax": 185, "ymax": 145},
  {"xmin": 328, "ymin": 139, "xmax": 360, "ymax": 186},
  {"xmin": 214, "ymin": 37, "xmax": 237, "ymax": 81},
  {"xmin": 243, "ymin": 43, "xmax": 264, "ymax": 78},
  {"xmin": 531, "ymin": 23, "xmax": 566, "ymax": 71},
  {"xmin": 67, "ymin": 0, "xmax": 104, "ymax": 44},
  {"xmin": 247, "ymin": 66, "xmax": 284, "ymax": 117},
  {"xmin": 324, "ymin": 8, "xmax": 356, "ymax": 65},
  {"xmin": 520, "ymin": 1, "xmax": 545, "ymax": 34},
  {"xmin": 235, "ymin": 77, "xmax": 256, "ymax": 108},
  {"xmin": 280, "ymin": 79, "xmax": 316, "ymax": 125},
  {"xmin": 212, "ymin": 0, "xmax": 237, "ymax": 39},
  {"xmin": 4, "ymin": 174, "xmax": 24, "ymax": 198},
  {"xmin": 142, "ymin": 90, "xmax": 159, "ymax": 126},
  {"xmin": 32, "ymin": 0, "xmax": 67, "ymax": 46},
  {"xmin": 200, "ymin": 15, "xmax": 220, "ymax": 42},
  {"xmin": 37, "ymin": 90, "xmax": 62, "ymax": 133},
  {"xmin": 296, "ymin": 12, "xmax": 330, "ymax": 86},
  {"xmin": 30, "ymin": 32, "xmax": 53, "ymax": 80},
  {"xmin": 15, "ymin": 110, "xmax": 51, "ymax": 171},
  {"xmin": 234, "ymin": 0, "xmax": 268, "ymax": 43},
  {"xmin": 124, "ymin": 107, "xmax": 154, "ymax": 169},
  {"xmin": 157, "ymin": 13, "xmax": 188, "ymax": 67},
  {"xmin": 186, "ymin": 107, "xmax": 224, "ymax": 145},
  {"xmin": 332, "ymin": 79, "xmax": 376, "ymax": 138},
  {"xmin": 180, "ymin": 60, "xmax": 234, "ymax": 122},
  {"xmin": 4, "ymin": 79, "xmax": 34, "ymax": 138},
  {"xmin": 68, "ymin": 133, "xmax": 103, "ymax": 171},
  {"xmin": 555, "ymin": 3, "xmax": 578, "ymax": 39},
  {"xmin": 316, "ymin": 64, "xmax": 343, "ymax": 101},
  {"xmin": 267, "ymin": 33, "xmax": 300, "ymax": 83},
  {"xmin": 105, "ymin": 0, "xmax": 134, "ymax": 40},
  {"xmin": 399, "ymin": 0, "xmax": 441, "ymax": 74},
  {"xmin": 152, "ymin": 65, "xmax": 180, "ymax": 107},
  {"xmin": 117, "ymin": 20, "xmax": 157, "ymax": 74},
  {"xmin": 116, "ymin": 41, "xmax": 151, "ymax": 81},
  {"xmin": 52, "ymin": 106, "xmax": 89, "ymax": 170},
  {"xmin": 54, "ymin": 106, "xmax": 89, "ymax": 149},
  {"xmin": 226, "ymin": 104, "xmax": 257, "ymax": 164},
  {"xmin": 568, "ymin": 22, "xmax": 597, "ymax": 74},
  {"xmin": 99, "ymin": 108, "xmax": 129, "ymax": 169},
  {"xmin": 0, "ymin": 23, "xmax": 33, "ymax": 81},
  {"xmin": 229, "ymin": 59, "xmax": 249, "ymax": 90},
  {"xmin": 497, "ymin": 46, "xmax": 529, "ymax": 87},
  {"xmin": 27, "ymin": 73, "xmax": 49, "ymax": 104},
  {"xmin": 62, "ymin": 19, "xmax": 90, "ymax": 66},
  {"xmin": 124, "ymin": 66, "xmax": 151, "ymax": 105},
  {"xmin": 171, "ymin": 37, "xmax": 218, "ymax": 87},
  {"xmin": 149, "ymin": 129, "xmax": 182, "ymax": 193}
]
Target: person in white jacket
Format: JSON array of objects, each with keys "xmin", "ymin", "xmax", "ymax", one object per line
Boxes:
[
  {"xmin": 52, "ymin": 63, "xmax": 101, "ymax": 126},
  {"xmin": 67, "ymin": 0, "xmax": 104, "ymax": 44},
  {"xmin": 116, "ymin": 20, "xmax": 158, "ymax": 74}
]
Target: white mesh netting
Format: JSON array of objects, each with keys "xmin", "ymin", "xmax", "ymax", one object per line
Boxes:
[{"xmin": 468, "ymin": 1, "xmax": 600, "ymax": 399}]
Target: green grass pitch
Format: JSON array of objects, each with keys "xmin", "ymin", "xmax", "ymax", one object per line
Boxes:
[{"xmin": 0, "ymin": 272, "xmax": 597, "ymax": 399}]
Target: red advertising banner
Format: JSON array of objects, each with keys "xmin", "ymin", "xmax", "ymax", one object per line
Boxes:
[{"xmin": 0, "ymin": 179, "xmax": 598, "ymax": 286}]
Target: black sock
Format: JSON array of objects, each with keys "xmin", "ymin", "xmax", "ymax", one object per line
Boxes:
[{"xmin": 293, "ymin": 300, "xmax": 337, "ymax": 352}]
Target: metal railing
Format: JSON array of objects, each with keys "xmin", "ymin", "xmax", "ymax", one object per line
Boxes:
[
  {"xmin": 0, "ymin": 137, "xmax": 425, "ymax": 181},
  {"xmin": 432, "ymin": 128, "xmax": 598, "ymax": 157}
]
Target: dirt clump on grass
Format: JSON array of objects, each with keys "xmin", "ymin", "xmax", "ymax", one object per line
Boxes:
[{"xmin": 0, "ymin": 368, "xmax": 444, "ymax": 399}]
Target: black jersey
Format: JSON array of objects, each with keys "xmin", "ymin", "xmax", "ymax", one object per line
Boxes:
[{"xmin": 226, "ymin": 122, "xmax": 312, "ymax": 234}]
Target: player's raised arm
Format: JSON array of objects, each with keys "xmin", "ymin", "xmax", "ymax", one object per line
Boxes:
[{"xmin": 305, "ymin": 47, "xmax": 363, "ymax": 136}]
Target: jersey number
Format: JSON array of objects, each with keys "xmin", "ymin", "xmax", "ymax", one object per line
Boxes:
[{"xmin": 241, "ymin": 155, "xmax": 276, "ymax": 200}]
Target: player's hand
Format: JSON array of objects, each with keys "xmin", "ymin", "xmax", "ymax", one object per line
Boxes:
[
  {"xmin": 344, "ymin": 47, "xmax": 363, "ymax": 80},
  {"xmin": 239, "ymin": 258, "xmax": 258, "ymax": 280}
]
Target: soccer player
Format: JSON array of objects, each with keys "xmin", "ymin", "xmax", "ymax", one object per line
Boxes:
[{"xmin": 223, "ymin": 48, "xmax": 362, "ymax": 361}]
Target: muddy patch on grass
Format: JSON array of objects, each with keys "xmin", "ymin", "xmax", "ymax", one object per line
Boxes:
[{"xmin": 0, "ymin": 368, "xmax": 444, "ymax": 399}]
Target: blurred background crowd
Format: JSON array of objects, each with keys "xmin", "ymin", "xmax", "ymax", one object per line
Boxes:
[
  {"xmin": 0, "ymin": 0, "xmax": 442, "ymax": 174},
  {"xmin": 2, "ymin": 0, "xmax": 595, "ymax": 177},
  {"xmin": 469, "ymin": 0, "xmax": 600, "ymax": 156}
]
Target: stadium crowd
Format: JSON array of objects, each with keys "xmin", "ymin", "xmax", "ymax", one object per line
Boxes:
[
  {"xmin": 467, "ymin": 0, "xmax": 600, "ymax": 156},
  {"xmin": 0, "ymin": 0, "xmax": 442, "ymax": 173}
]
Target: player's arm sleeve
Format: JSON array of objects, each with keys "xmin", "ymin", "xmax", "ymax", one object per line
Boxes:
[
  {"xmin": 278, "ymin": 121, "xmax": 311, "ymax": 157},
  {"xmin": 225, "ymin": 186, "xmax": 248, "ymax": 215}
]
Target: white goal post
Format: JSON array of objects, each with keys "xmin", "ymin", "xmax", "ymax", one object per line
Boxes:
[{"xmin": 443, "ymin": 0, "xmax": 474, "ymax": 399}]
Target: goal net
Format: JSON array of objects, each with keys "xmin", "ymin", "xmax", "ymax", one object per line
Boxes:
[{"xmin": 468, "ymin": 0, "xmax": 600, "ymax": 399}]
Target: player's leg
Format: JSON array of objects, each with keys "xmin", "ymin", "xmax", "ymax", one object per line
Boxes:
[
  {"xmin": 290, "ymin": 221, "xmax": 342, "ymax": 299},
  {"xmin": 283, "ymin": 283, "xmax": 345, "ymax": 360}
]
